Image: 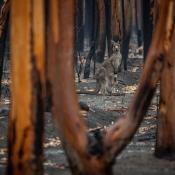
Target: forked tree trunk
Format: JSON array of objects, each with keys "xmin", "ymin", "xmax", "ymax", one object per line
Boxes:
[
  {"xmin": 155, "ymin": 2, "xmax": 175, "ymax": 160},
  {"xmin": 96, "ymin": 0, "xmax": 106, "ymax": 63},
  {"xmin": 0, "ymin": 0, "xmax": 9, "ymax": 97},
  {"xmin": 7, "ymin": 0, "xmax": 45, "ymax": 174},
  {"xmin": 47, "ymin": 0, "xmax": 173, "ymax": 174}
]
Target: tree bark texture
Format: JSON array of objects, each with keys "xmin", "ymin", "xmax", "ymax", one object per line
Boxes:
[
  {"xmin": 111, "ymin": 0, "xmax": 122, "ymax": 41},
  {"xmin": 47, "ymin": 0, "xmax": 173, "ymax": 174},
  {"xmin": 96, "ymin": 0, "xmax": 106, "ymax": 63},
  {"xmin": 121, "ymin": 0, "xmax": 133, "ymax": 70},
  {"xmin": 155, "ymin": 1, "xmax": 175, "ymax": 160},
  {"xmin": 0, "ymin": 0, "xmax": 9, "ymax": 97},
  {"xmin": 142, "ymin": 0, "xmax": 154, "ymax": 61},
  {"xmin": 75, "ymin": 0, "xmax": 84, "ymax": 52},
  {"xmin": 105, "ymin": 0, "xmax": 112, "ymax": 56},
  {"xmin": 135, "ymin": 0, "xmax": 142, "ymax": 47},
  {"xmin": 8, "ymin": 0, "xmax": 45, "ymax": 174}
]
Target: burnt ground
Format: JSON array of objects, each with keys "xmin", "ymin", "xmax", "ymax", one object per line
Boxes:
[{"xmin": 0, "ymin": 37, "xmax": 175, "ymax": 174}]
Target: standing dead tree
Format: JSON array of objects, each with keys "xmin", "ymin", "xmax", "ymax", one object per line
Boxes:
[
  {"xmin": 8, "ymin": 0, "xmax": 45, "ymax": 174},
  {"xmin": 8, "ymin": 0, "xmax": 175, "ymax": 174},
  {"xmin": 47, "ymin": 0, "xmax": 174, "ymax": 174},
  {"xmin": 0, "ymin": 0, "xmax": 9, "ymax": 97},
  {"xmin": 155, "ymin": 1, "xmax": 175, "ymax": 160}
]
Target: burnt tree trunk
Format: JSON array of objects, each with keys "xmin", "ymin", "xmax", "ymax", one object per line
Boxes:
[
  {"xmin": 155, "ymin": 3, "xmax": 175, "ymax": 160},
  {"xmin": 135, "ymin": 0, "xmax": 142, "ymax": 47},
  {"xmin": 105, "ymin": 0, "xmax": 112, "ymax": 56},
  {"xmin": 0, "ymin": 0, "xmax": 9, "ymax": 97},
  {"xmin": 47, "ymin": 0, "xmax": 173, "ymax": 174},
  {"xmin": 8, "ymin": 0, "xmax": 45, "ymax": 174},
  {"xmin": 111, "ymin": 0, "xmax": 122, "ymax": 41},
  {"xmin": 83, "ymin": 0, "xmax": 95, "ymax": 79},
  {"xmin": 96, "ymin": 0, "xmax": 106, "ymax": 63},
  {"xmin": 142, "ymin": 0, "xmax": 154, "ymax": 61},
  {"xmin": 121, "ymin": 0, "xmax": 132, "ymax": 70}
]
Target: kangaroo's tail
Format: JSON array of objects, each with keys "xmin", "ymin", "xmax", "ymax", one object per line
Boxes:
[{"xmin": 77, "ymin": 83, "xmax": 101, "ymax": 95}]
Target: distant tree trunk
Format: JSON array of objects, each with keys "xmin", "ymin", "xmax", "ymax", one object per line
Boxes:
[
  {"xmin": 96, "ymin": 0, "xmax": 106, "ymax": 63},
  {"xmin": 142, "ymin": 0, "xmax": 154, "ymax": 61},
  {"xmin": 83, "ymin": 0, "xmax": 95, "ymax": 79},
  {"xmin": 135, "ymin": 0, "xmax": 142, "ymax": 47},
  {"xmin": 105, "ymin": 0, "xmax": 112, "ymax": 56},
  {"xmin": 83, "ymin": 41, "xmax": 95, "ymax": 79},
  {"xmin": 155, "ymin": 2, "xmax": 175, "ymax": 160},
  {"xmin": 84, "ymin": 0, "xmax": 93, "ymax": 50},
  {"xmin": 111, "ymin": 0, "xmax": 122, "ymax": 41},
  {"xmin": 121, "ymin": 0, "xmax": 133, "ymax": 70},
  {"xmin": 0, "ymin": 0, "xmax": 9, "ymax": 97},
  {"xmin": 75, "ymin": 0, "xmax": 84, "ymax": 53},
  {"xmin": 8, "ymin": 0, "xmax": 45, "ymax": 174}
]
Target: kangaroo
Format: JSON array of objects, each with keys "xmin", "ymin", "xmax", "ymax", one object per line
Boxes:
[{"xmin": 78, "ymin": 40, "xmax": 122, "ymax": 95}]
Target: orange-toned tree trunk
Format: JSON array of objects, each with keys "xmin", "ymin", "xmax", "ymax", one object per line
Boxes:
[
  {"xmin": 155, "ymin": 3, "xmax": 175, "ymax": 160},
  {"xmin": 47, "ymin": 0, "xmax": 173, "ymax": 174},
  {"xmin": 111, "ymin": 0, "xmax": 122, "ymax": 41},
  {"xmin": 7, "ymin": 0, "xmax": 45, "ymax": 174}
]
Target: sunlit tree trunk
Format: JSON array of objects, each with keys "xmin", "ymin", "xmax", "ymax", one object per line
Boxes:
[
  {"xmin": 47, "ymin": 0, "xmax": 173, "ymax": 174},
  {"xmin": 96, "ymin": 0, "xmax": 106, "ymax": 63},
  {"xmin": 7, "ymin": 0, "xmax": 45, "ymax": 174},
  {"xmin": 0, "ymin": 0, "xmax": 9, "ymax": 97},
  {"xmin": 155, "ymin": 2, "xmax": 175, "ymax": 160}
]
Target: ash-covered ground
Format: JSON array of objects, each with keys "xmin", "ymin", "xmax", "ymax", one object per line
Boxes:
[{"xmin": 0, "ymin": 37, "xmax": 175, "ymax": 175}]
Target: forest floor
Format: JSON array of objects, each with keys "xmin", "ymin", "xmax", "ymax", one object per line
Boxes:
[{"xmin": 0, "ymin": 37, "xmax": 175, "ymax": 174}]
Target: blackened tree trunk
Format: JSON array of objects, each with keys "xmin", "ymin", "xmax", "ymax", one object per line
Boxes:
[
  {"xmin": 83, "ymin": 0, "xmax": 95, "ymax": 79},
  {"xmin": 105, "ymin": 0, "xmax": 112, "ymax": 56},
  {"xmin": 96, "ymin": 0, "xmax": 106, "ymax": 63},
  {"xmin": 142, "ymin": 0, "xmax": 154, "ymax": 61},
  {"xmin": 0, "ymin": 0, "xmax": 9, "ymax": 97},
  {"xmin": 121, "ymin": 0, "xmax": 132, "ymax": 70},
  {"xmin": 8, "ymin": 0, "xmax": 45, "ymax": 174},
  {"xmin": 75, "ymin": 0, "xmax": 84, "ymax": 53},
  {"xmin": 135, "ymin": 0, "xmax": 142, "ymax": 47},
  {"xmin": 83, "ymin": 41, "xmax": 95, "ymax": 79}
]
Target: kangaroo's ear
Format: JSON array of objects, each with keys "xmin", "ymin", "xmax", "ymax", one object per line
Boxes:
[{"xmin": 111, "ymin": 40, "xmax": 115, "ymax": 44}]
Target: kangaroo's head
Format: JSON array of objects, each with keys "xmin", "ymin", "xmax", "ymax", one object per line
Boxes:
[{"xmin": 111, "ymin": 40, "xmax": 121, "ymax": 52}]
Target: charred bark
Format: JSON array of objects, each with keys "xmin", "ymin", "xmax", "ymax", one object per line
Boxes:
[
  {"xmin": 47, "ymin": 0, "xmax": 173, "ymax": 174},
  {"xmin": 121, "ymin": 0, "xmax": 132, "ymax": 70},
  {"xmin": 105, "ymin": 0, "xmax": 112, "ymax": 56},
  {"xmin": 0, "ymin": 0, "xmax": 9, "ymax": 97},
  {"xmin": 155, "ymin": 2, "xmax": 175, "ymax": 160},
  {"xmin": 8, "ymin": 0, "xmax": 45, "ymax": 174},
  {"xmin": 96, "ymin": 0, "xmax": 106, "ymax": 63},
  {"xmin": 142, "ymin": 0, "xmax": 154, "ymax": 61},
  {"xmin": 135, "ymin": 0, "xmax": 142, "ymax": 47},
  {"xmin": 83, "ymin": 41, "xmax": 95, "ymax": 79}
]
